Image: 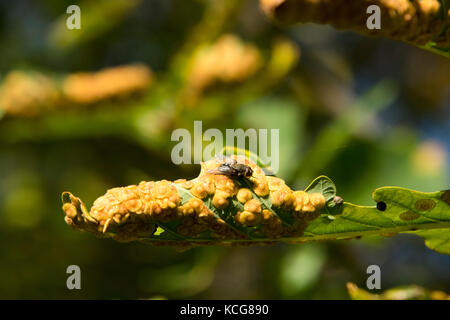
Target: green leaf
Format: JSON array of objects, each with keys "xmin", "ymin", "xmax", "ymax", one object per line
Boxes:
[
  {"xmin": 420, "ymin": 42, "xmax": 450, "ymax": 59},
  {"xmin": 305, "ymin": 175, "xmax": 336, "ymax": 205},
  {"xmin": 411, "ymin": 229, "xmax": 450, "ymax": 255},
  {"xmin": 62, "ymin": 179, "xmax": 450, "ymax": 254},
  {"xmin": 302, "ymin": 188, "xmax": 450, "ymax": 254},
  {"xmin": 419, "ymin": 0, "xmax": 449, "ymax": 58}
]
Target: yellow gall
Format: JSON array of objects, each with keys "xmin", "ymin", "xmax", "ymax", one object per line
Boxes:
[
  {"xmin": 191, "ymin": 183, "xmax": 208, "ymax": 199},
  {"xmin": 121, "ymin": 185, "xmax": 140, "ymax": 200},
  {"xmin": 198, "ymin": 210, "xmax": 214, "ymax": 225},
  {"xmin": 63, "ymin": 203, "xmax": 78, "ymax": 219},
  {"xmin": 262, "ymin": 209, "xmax": 273, "ymax": 222},
  {"xmin": 125, "ymin": 199, "xmax": 144, "ymax": 214},
  {"xmin": 138, "ymin": 181, "xmax": 155, "ymax": 194},
  {"xmin": 178, "ymin": 203, "xmax": 194, "ymax": 216},
  {"xmin": 293, "ymin": 191, "xmax": 307, "ymax": 211},
  {"xmin": 302, "ymin": 204, "xmax": 316, "ymax": 213},
  {"xmin": 174, "ymin": 179, "xmax": 194, "ymax": 190},
  {"xmin": 236, "ymin": 211, "xmax": 262, "ymax": 227},
  {"xmin": 283, "ymin": 192, "xmax": 295, "ymax": 208},
  {"xmin": 252, "ymin": 180, "xmax": 269, "ymax": 197},
  {"xmin": 151, "ymin": 203, "xmax": 162, "ymax": 216},
  {"xmin": 244, "ymin": 199, "xmax": 262, "ymax": 214},
  {"xmin": 237, "ymin": 188, "xmax": 253, "ymax": 203},
  {"xmin": 150, "ymin": 180, "xmax": 171, "ymax": 199},
  {"xmin": 195, "ymin": 176, "xmax": 215, "ymax": 195},
  {"xmin": 270, "ymin": 190, "xmax": 294, "ymax": 208},
  {"xmin": 267, "ymin": 176, "xmax": 285, "ymax": 191},
  {"xmin": 143, "ymin": 201, "xmax": 156, "ymax": 215},
  {"xmin": 214, "ymin": 175, "xmax": 238, "ymax": 196},
  {"xmin": 200, "ymin": 159, "xmax": 222, "ymax": 173},
  {"xmin": 189, "ymin": 198, "xmax": 204, "ymax": 211},
  {"xmin": 212, "ymin": 195, "xmax": 229, "ymax": 209},
  {"xmin": 62, "ymin": 154, "xmax": 329, "ymax": 246},
  {"xmin": 310, "ymin": 193, "xmax": 326, "ymax": 209},
  {"xmin": 64, "ymin": 216, "xmax": 74, "ymax": 227}
]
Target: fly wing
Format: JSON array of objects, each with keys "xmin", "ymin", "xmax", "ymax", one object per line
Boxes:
[
  {"xmin": 262, "ymin": 167, "xmax": 276, "ymax": 176},
  {"xmin": 213, "ymin": 154, "xmax": 227, "ymax": 162},
  {"xmin": 216, "ymin": 153, "xmax": 275, "ymax": 176},
  {"xmin": 208, "ymin": 164, "xmax": 234, "ymax": 175},
  {"xmin": 207, "ymin": 169, "xmax": 224, "ymax": 175},
  {"xmin": 214, "ymin": 154, "xmax": 238, "ymax": 165}
]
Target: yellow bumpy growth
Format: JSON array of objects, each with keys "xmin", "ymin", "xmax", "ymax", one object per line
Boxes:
[{"xmin": 62, "ymin": 156, "xmax": 326, "ymax": 247}]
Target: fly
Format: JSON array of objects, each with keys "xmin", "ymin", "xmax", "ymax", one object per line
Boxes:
[{"xmin": 208, "ymin": 156, "xmax": 253, "ymax": 179}]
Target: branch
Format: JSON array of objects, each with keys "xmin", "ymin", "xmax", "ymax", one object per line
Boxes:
[{"xmin": 260, "ymin": 0, "xmax": 450, "ymax": 55}]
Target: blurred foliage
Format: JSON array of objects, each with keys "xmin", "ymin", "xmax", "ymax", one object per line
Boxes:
[
  {"xmin": 0, "ymin": 0, "xmax": 449, "ymax": 299},
  {"xmin": 346, "ymin": 282, "xmax": 450, "ymax": 300},
  {"xmin": 260, "ymin": 0, "xmax": 450, "ymax": 58}
]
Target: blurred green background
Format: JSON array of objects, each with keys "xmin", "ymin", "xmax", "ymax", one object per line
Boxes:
[{"xmin": 0, "ymin": 0, "xmax": 449, "ymax": 299}]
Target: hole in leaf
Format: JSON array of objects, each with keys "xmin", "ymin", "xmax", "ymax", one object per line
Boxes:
[
  {"xmin": 376, "ymin": 201, "xmax": 387, "ymax": 211},
  {"xmin": 153, "ymin": 226, "xmax": 165, "ymax": 236}
]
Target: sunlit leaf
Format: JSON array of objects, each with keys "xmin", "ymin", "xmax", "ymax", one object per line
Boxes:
[{"xmin": 61, "ymin": 159, "xmax": 450, "ymax": 253}]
